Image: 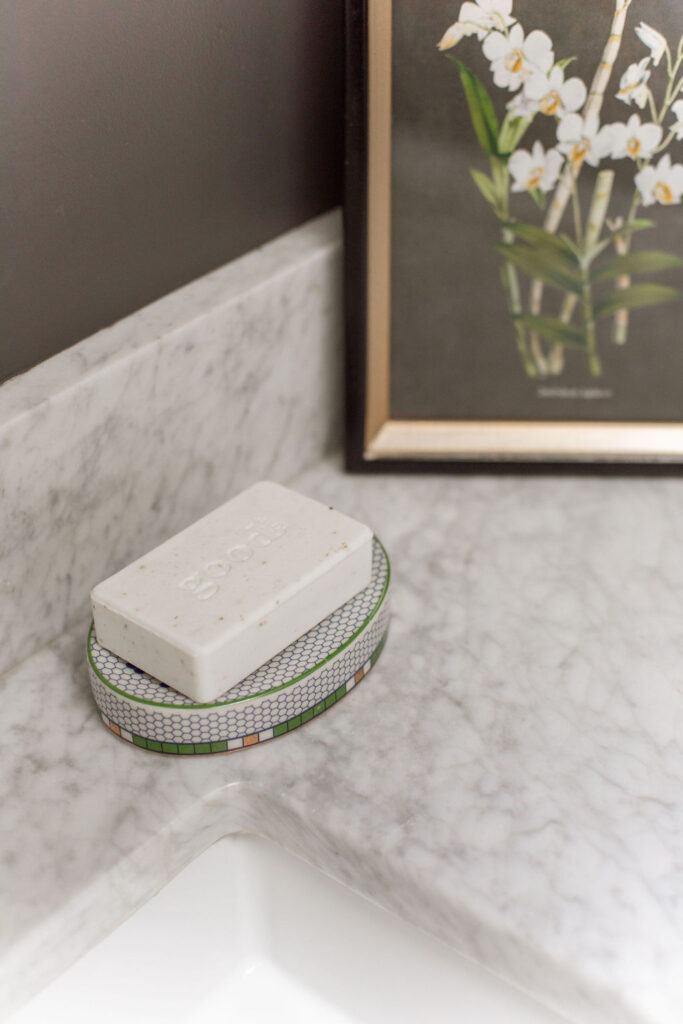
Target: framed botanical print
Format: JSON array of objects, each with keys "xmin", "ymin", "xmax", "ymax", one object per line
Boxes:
[{"xmin": 345, "ymin": 0, "xmax": 683, "ymax": 468}]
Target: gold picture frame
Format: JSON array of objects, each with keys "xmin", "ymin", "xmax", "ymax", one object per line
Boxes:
[{"xmin": 346, "ymin": 0, "xmax": 683, "ymax": 467}]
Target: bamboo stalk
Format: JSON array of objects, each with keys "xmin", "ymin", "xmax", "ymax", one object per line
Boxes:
[
  {"xmin": 529, "ymin": 328, "xmax": 549, "ymax": 375},
  {"xmin": 612, "ymin": 232, "xmax": 631, "ymax": 343},
  {"xmin": 501, "ymin": 227, "xmax": 537, "ymax": 376},
  {"xmin": 546, "ymin": 0, "xmax": 631, "ymax": 237},
  {"xmin": 582, "ymin": 272, "xmax": 602, "ymax": 377},
  {"xmin": 528, "ymin": 0, "xmax": 633, "ymax": 364},
  {"xmin": 612, "ymin": 42, "xmax": 683, "ymax": 343},
  {"xmin": 585, "ymin": 171, "xmax": 616, "ymax": 254},
  {"xmin": 549, "ymin": 170, "xmax": 615, "ymax": 373}
]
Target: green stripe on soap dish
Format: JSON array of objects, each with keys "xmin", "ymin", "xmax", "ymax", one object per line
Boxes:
[{"xmin": 101, "ymin": 628, "xmax": 389, "ymax": 755}]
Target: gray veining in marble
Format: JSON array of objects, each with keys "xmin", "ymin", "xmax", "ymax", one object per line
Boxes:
[
  {"xmin": 3, "ymin": 458, "xmax": 683, "ymax": 1024},
  {"xmin": 0, "ymin": 211, "xmax": 342, "ymax": 677}
]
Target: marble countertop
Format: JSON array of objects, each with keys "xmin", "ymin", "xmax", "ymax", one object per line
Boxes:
[{"xmin": 2, "ymin": 457, "xmax": 683, "ymax": 1024}]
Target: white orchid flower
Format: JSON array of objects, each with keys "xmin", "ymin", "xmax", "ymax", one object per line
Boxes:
[
  {"xmin": 634, "ymin": 22, "xmax": 667, "ymax": 67},
  {"xmin": 483, "ymin": 24, "xmax": 554, "ymax": 92},
  {"xmin": 438, "ymin": 18, "xmax": 485, "ymax": 51},
  {"xmin": 635, "ymin": 153, "xmax": 683, "ymax": 206},
  {"xmin": 438, "ymin": 22, "xmax": 468, "ymax": 50},
  {"xmin": 509, "ymin": 141, "xmax": 563, "ymax": 192},
  {"xmin": 437, "ymin": 0, "xmax": 514, "ymax": 50},
  {"xmin": 556, "ymin": 113, "xmax": 614, "ymax": 169},
  {"xmin": 506, "ymin": 91, "xmax": 540, "ymax": 119},
  {"xmin": 524, "ymin": 65, "xmax": 587, "ymax": 117},
  {"xmin": 616, "ymin": 58, "xmax": 651, "ymax": 109},
  {"xmin": 671, "ymin": 100, "xmax": 683, "ymax": 141},
  {"xmin": 609, "ymin": 113, "xmax": 663, "ymax": 161}
]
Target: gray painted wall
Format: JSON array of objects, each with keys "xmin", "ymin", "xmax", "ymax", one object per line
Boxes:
[{"xmin": 2, "ymin": 0, "xmax": 343, "ymax": 382}]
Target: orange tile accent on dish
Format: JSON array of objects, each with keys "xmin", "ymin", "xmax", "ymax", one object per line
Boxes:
[
  {"xmin": 243, "ymin": 733, "xmax": 259, "ymax": 747},
  {"xmin": 355, "ymin": 668, "xmax": 364, "ymax": 683},
  {"xmin": 109, "ymin": 722, "xmax": 121, "ymax": 736}
]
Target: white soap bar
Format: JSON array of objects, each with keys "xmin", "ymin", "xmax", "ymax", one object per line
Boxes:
[{"xmin": 91, "ymin": 482, "xmax": 373, "ymax": 703}]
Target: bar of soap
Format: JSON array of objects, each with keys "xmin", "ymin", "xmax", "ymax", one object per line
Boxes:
[{"xmin": 91, "ymin": 482, "xmax": 373, "ymax": 703}]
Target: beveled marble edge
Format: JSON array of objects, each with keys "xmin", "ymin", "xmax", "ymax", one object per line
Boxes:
[{"xmin": 0, "ymin": 211, "xmax": 342, "ymax": 676}]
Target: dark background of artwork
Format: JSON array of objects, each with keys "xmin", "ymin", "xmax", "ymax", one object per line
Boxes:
[
  {"xmin": 2, "ymin": 0, "xmax": 343, "ymax": 382},
  {"xmin": 390, "ymin": 0, "xmax": 683, "ymax": 422}
]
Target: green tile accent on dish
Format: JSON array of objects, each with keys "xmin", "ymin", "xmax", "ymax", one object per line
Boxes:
[{"xmin": 98, "ymin": 625, "xmax": 389, "ymax": 756}]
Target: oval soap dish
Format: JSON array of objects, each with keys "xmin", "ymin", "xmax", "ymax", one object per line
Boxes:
[{"xmin": 87, "ymin": 538, "xmax": 390, "ymax": 754}]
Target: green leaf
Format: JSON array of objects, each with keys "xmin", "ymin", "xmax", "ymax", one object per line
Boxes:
[
  {"xmin": 496, "ymin": 243, "xmax": 583, "ymax": 294},
  {"xmin": 583, "ymin": 236, "xmax": 615, "ymax": 264},
  {"xmin": 617, "ymin": 219, "xmax": 656, "ymax": 235},
  {"xmin": 595, "ymin": 283, "xmax": 683, "ymax": 319},
  {"xmin": 529, "ymin": 188, "xmax": 546, "ymax": 209},
  {"xmin": 602, "ymin": 220, "xmax": 656, "ymax": 250},
  {"xmin": 507, "ymin": 223, "xmax": 580, "ymax": 263},
  {"xmin": 473, "ymin": 74, "xmax": 499, "ymax": 145},
  {"xmin": 559, "ymin": 233, "xmax": 584, "ymax": 260},
  {"xmin": 513, "ymin": 314, "xmax": 587, "ymax": 349},
  {"xmin": 592, "ymin": 250, "xmax": 683, "ymax": 283},
  {"xmin": 498, "ymin": 112, "xmax": 531, "ymax": 155},
  {"xmin": 456, "ymin": 60, "xmax": 499, "ymax": 156},
  {"xmin": 470, "ymin": 168, "xmax": 499, "ymax": 206},
  {"xmin": 490, "ymin": 156, "xmax": 509, "ymax": 197},
  {"xmin": 555, "ymin": 56, "xmax": 576, "ymax": 70}
]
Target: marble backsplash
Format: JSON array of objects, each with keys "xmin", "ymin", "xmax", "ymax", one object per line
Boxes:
[{"xmin": 0, "ymin": 211, "xmax": 342, "ymax": 677}]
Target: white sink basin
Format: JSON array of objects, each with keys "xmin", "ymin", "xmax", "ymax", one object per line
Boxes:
[{"xmin": 13, "ymin": 835, "xmax": 568, "ymax": 1023}]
